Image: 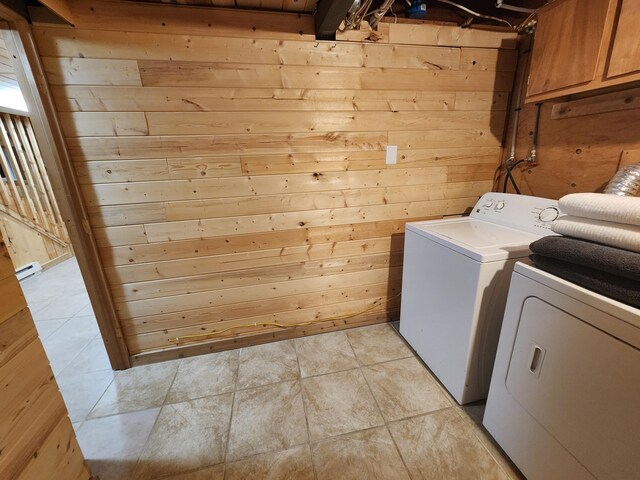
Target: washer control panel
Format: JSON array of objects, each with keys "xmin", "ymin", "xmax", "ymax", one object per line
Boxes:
[{"xmin": 470, "ymin": 193, "xmax": 561, "ymax": 235}]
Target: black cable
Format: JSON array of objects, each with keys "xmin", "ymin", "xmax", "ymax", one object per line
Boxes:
[
  {"xmin": 507, "ymin": 165, "xmax": 521, "ymax": 194},
  {"xmin": 503, "ymin": 159, "xmax": 526, "ymax": 194},
  {"xmin": 502, "ymin": 167, "xmax": 510, "ymax": 193},
  {"xmin": 509, "ymin": 159, "xmax": 526, "ymax": 193}
]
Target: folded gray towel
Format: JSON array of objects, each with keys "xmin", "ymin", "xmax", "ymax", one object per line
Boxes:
[
  {"xmin": 530, "ymin": 235, "xmax": 640, "ymax": 281},
  {"xmin": 530, "ymin": 254, "xmax": 640, "ymax": 309}
]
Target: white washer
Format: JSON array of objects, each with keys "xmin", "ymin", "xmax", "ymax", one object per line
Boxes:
[
  {"xmin": 399, "ymin": 193, "xmax": 559, "ymax": 404},
  {"xmin": 484, "ymin": 262, "xmax": 640, "ymax": 480}
]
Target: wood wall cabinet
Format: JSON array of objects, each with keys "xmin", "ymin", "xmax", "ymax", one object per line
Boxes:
[
  {"xmin": 607, "ymin": 0, "xmax": 640, "ymax": 78},
  {"xmin": 526, "ymin": 0, "xmax": 640, "ymax": 102}
]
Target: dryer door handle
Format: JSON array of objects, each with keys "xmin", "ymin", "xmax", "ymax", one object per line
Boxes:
[{"xmin": 528, "ymin": 344, "xmax": 546, "ymax": 378}]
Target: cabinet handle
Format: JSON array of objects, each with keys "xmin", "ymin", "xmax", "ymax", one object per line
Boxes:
[{"xmin": 529, "ymin": 345, "xmax": 545, "ymax": 377}]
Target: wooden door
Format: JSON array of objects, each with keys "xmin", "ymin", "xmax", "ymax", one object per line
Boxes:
[
  {"xmin": 607, "ymin": 0, "xmax": 640, "ymax": 77},
  {"xmin": 527, "ymin": 0, "xmax": 612, "ymax": 96},
  {"xmin": 0, "ymin": 234, "xmax": 91, "ymax": 480}
]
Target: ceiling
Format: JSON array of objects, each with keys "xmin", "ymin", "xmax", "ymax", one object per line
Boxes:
[
  {"xmin": 128, "ymin": 0, "xmax": 318, "ymax": 14},
  {"xmin": 121, "ymin": 0, "xmax": 545, "ymax": 24}
]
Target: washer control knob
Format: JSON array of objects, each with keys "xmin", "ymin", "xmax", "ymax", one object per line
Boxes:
[
  {"xmin": 495, "ymin": 201, "xmax": 505, "ymax": 210},
  {"xmin": 539, "ymin": 207, "xmax": 559, "ymax": 223},
  {"xmin": 484, "ymin": 201, "xmax": 494, "ymax": 208}
]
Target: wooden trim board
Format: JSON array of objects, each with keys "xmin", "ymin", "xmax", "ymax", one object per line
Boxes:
[{"xmin": 2, "ymin": 21, "xmax": 130, "ymax": 369}]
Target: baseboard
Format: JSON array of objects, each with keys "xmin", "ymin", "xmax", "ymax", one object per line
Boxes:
[
  {"xmin": 129, "ymin": 310, "xmax": 400, "ymax": 367},
  {"xmin": 41, "ymin": 251, "xmax": 73, "ymax": 271}
]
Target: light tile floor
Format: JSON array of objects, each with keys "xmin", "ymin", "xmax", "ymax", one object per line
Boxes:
[{"xmin": 22, "ymin": 259, "xmax": 524, "ymax": 480}]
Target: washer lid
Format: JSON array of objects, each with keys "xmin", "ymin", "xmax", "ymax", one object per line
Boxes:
[{"xmin": 406, "ymin": 218, "xmax": 542, "ymax": 262}]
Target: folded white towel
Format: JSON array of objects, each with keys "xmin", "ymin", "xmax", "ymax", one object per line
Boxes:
[
  {"xmin": 559, "ymin": 193, "xmax": 640, "ymax": 226},
  {"xmin": 552, "ymin": 216, "xmax": 640, "ymax": 253}
]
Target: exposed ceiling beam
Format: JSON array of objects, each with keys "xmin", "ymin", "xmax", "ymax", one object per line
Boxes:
[
  {"xmin": 315, "ymin": 0, "xmax": 353, "ymax": 40},
  {"xmin": 38, "ymin": 0, "xmax": 74, "ymax": 25}
]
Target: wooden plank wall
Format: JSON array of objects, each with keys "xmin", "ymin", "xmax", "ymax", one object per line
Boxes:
[
  {"xmin": 34, "ymin": 0, "xmax": 517, "ymax": 361},
  {"xmin": 498, "ymin": 41, "xmax": 640, "ymax": 198},
  {"xmin": 0, "ymin": 235, "xmax": 90, "ymax": 480}
]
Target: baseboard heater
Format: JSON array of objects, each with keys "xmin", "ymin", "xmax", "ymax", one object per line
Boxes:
[{"xmin": 16, "ymin": 261, "xmax": 42, "ymax": 281}]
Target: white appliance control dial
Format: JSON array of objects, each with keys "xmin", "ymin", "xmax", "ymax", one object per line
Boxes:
[
  {"xmin": 538, "ymin": 207, "xmax": 560, "ymax": 223},
  {"xmin": 470, "ymin": 193, "xmax": 560, "ymax": 235}
]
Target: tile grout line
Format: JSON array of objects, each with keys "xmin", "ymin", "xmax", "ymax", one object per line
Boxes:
[
  {"xmin": 58, "ymin": 370, "xmax": 115, "ymax": 425},
  {"xmin": 222, "ymin": 348, "xmax": 242, "ymax": 469},
  {"xmin": 223, "ymin": 341, "xmax": 314, "ymax": 469},
  {"xmin": 347, "ymin": 345, "xmax": 386, "ymax": 427},
  {"xmin": 55, "ymin": 335, "xmax": 103, "ymax": 380},
  {"xmin": 384, "ymin": 422, "xmax": 413, "ymax": 479},
  {"xmin": 345, "ymin": 323, "xmax": 450, "ymax": 478},
  {"xmin": 36, "ymin": 316, "xmax": 71, "ymax": 341},
  {"xmin": 351, "ymin": 337, "xmax": 414, "ymax": 477},
  {"xmin": 453, "ymin": 406, "xmax": 522, "ymax": 480},
  {"xmin": 119, "ymin": 360, "xmax": 182, "ymax": 478},
  {"xmin": 292, "ymin": 338, "xmax": 318, "ymax": 480}
]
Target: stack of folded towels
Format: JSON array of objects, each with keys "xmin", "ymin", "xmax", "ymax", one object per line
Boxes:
[{"xmin": 529, "ymin": 192, "xmax": 640, "ymax": 308}]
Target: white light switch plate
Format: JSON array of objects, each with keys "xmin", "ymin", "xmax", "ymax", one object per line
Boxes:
[{"xmin": 386, "ymin": 145, "xmax": 397, "ymax": 165}]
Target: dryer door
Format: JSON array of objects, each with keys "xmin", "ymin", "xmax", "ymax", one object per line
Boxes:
[{"xmin": 506, "ymin": 297, "xmax": 640, "ymax": 480}]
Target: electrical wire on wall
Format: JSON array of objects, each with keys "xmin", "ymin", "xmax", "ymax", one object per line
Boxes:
[
  {"xmin": 366, "ymin": 0, "xmax": 397, "ymax": 27},
  {"xmin": 341, "ymin": 0, "xmax": 374, "ymax": 31},
  {"xmin": 432, "ymin": 0, "xmax": 516, "ymax": 29},
  {"xmin": 344, "ymin": 0, "xmax": 528, "ymax": 32}
]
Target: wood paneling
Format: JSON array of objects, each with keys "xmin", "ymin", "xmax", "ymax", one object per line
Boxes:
[
  {"xmin": 136, "ymin": 61, "xmax": 513, "ymax": 91},
  {"xmin": 144, "ymin": 111, "xmax": 496, "ymax": 136},
  {"xmin": 550, "ymin": 87, "xmax": 640, "ymax": 119},
  {"xmin": 67, "ymin": 131, "xmax": 388, "ymax": 160},
  {"xmin": 36, "ymin": 0, "xmax": 516, "ymax": 360},
  {"xmin": 388, "ymin": 23, "xmax": 517, "ymax": 49},
  {"xmin": 82, "ymin": 168, "xmax": 462, "ymax": 205},
  {"xmin": 65, "ymin": 0, "xmax": 315, "ymax": 40},
  {"xmin": 0, "ymin": 236, "xmax": 90, "ymax": 480},
  {"xmin": 42, "ymin": 57, "xmax": 142, "ymax": 86},
  {"xmin": 51, "ymin": 86, "xmax": 507, "ymax": 113}
]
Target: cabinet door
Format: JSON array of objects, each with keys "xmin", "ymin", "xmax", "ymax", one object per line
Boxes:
[
  {"xmin": 527, "ymin": 0, "xmax": 611, "ymax": 96},
  {"xmin": 607, "ymin": 0, "xmax": 640, "ymax": 77}
]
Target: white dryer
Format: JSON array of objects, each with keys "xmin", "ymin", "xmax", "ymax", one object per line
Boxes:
[
  {"xmin": 399, "ymin": 193, "xmax": 560, "ymax": 404},
  {"xmin": 484, "ymin": 262, "xmax": 640, "ymax": 480}
]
